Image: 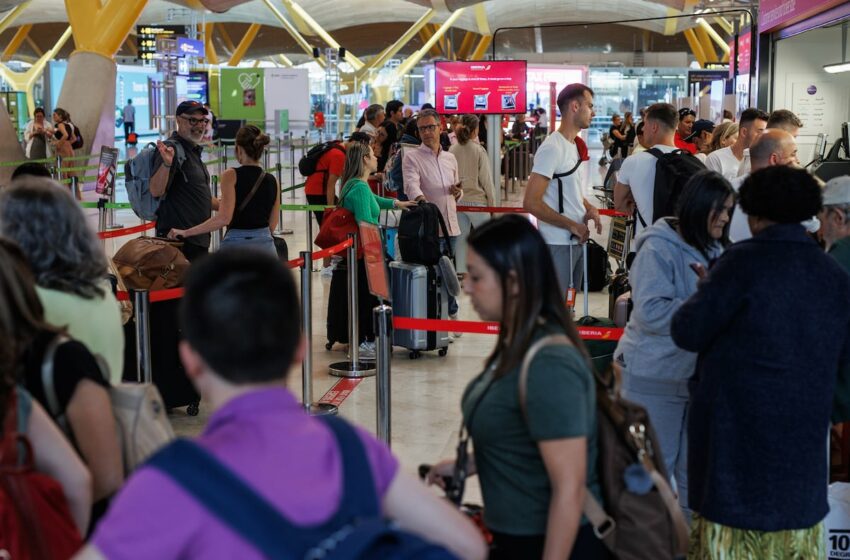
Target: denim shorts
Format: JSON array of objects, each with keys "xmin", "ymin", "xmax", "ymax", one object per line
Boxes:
[{"xmin": 221, "ymin": 227, "xmax": 276, "ymax": 256}]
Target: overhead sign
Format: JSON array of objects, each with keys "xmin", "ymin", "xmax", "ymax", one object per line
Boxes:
[
  {"xmin": 136, "ymin": 25, "xmax": 188, "ymax": 61},
  {"xmin": 688, "ymin": 69, "xmax": 729, "ymax": 85},
  {"xmin": 177, "ymin": 37, "xmax": 203, "ymax": 58},
  {"xmin": 435, "ymin": 60, "xmax": 527, "ymax": 115},
  {"xmin": 759, "ymin": 0, "xmax": 845, "ymax": 33},
  {"xmin": 728, "ymin": 31, "xmax": 752, "ymax": 78}
]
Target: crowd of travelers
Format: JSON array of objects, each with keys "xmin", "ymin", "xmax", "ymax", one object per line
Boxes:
[{"xmin": 2, "ymin": 81, "xmax": 849, "ymax": 560}]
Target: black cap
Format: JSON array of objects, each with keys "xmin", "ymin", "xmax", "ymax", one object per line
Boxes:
[
  {"xmin": 176, "ymin": 100, "xmax": 209, "ymax": 116},
  {"xmin": 678, "ymin": 107, "xmax": 696, "ymax": 120},
  {"xmin": 685, "ymin": 119, "xmax": 715, "ymax": 141}
]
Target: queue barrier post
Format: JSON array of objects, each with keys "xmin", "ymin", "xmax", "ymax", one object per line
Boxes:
[
  {"xmin": 300, "ymin": 251, "xmax": 338, "ymax": 416},
  {"xmin": 97, "ymin": 198, "xmax": 107, "ymax": 249},
  {"xmin": 211, "ymin": 175, "xmax": 221, "ymax": 252},
  {"xmin": 374, "ymin": 303, "xmax": 393, "ymax": 446},
  {"xmin": 133, "ymin": 290, "xmax": 153, "ymax": 384},
  {"xmin": 583, "ymin": 242, "xmax": 590, "ymax": 318},
  {"xmin": 329, "ymin": 232, "xmax": 376, "ymax": 378},
  {"xmin": 275, "ymin": 136, "xmax": 286, "ymax": 235},
  {"xmin": 289, "ymin": 131, "xmax": 296, "ymax": 200}
]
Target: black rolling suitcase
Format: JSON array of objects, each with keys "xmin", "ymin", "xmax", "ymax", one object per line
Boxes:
[{"xmin": 122, "ymin": 298, "xmax": 200, "ymax": 415}]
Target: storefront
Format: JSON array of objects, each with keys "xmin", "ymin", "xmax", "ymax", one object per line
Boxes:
[{"xmin": 757, "ymin": 0, "xmax": 850, "ymax": 166}]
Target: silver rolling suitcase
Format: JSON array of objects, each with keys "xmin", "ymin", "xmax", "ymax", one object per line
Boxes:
[{"xmin": 389, "ymin": 261, "xmax": 450, "ymax": 359}]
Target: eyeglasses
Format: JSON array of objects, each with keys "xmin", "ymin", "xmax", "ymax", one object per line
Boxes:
[
  {"xmin": 179, "ymin": 115, "xmax": 210, "ymax": 126},
  {"xmin": 417, "ymin": 124, "xmax": 438, "ymax": 132}
]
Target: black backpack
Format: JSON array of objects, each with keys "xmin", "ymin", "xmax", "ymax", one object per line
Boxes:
[
  {"xmin": 637, "ymin": 148, "xmax": 705, "ymax": 227},
  {"xmin": 298, "ymin": 141, "xmax": 344, "ymax": 177},
  {"xmin": 398, "ymin": 202, "xmax": 451, "ymax": 266},
  {"xmin": 586, "ymin": 239, "xmax": 611, "ymax": 291},
  {"xmin": 66, "ymin": 122, "xmax": 84, "ymax": 150}
]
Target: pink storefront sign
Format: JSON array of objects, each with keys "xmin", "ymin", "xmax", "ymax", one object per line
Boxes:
[{"xmin": 759, "ymin": 0, "xmax": 846, "ymax": 33}]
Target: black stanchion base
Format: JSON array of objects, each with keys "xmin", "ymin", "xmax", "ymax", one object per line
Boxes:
[
  {"xmin": 306, "ymin": 402, "xmax": 338, "ymax": 416},
  {"xmin": 328, "ymin": 361, "xmax": 376, "ymax": 378}
]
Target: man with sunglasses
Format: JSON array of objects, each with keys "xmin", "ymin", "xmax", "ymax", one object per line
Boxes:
[{"xmin": 149, "ymin": 100, "xmax": 215, "ymax": 262}]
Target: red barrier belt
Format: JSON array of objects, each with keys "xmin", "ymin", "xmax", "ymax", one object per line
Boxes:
[
  {"xmin": 455, "ymin": 206, "xmax": 627, "ymax": 218},
  {"xmin": 286, "ymin": 257, "xmax": 306, "ymax": 269},
  {"xmin": 98, "ymin": 222, "xmax": 156, "ymax": 239},
  {"xmin": 392, "ymin": 316, "xmax": 622, "ymax": 341},
  {"xmin": 115, "ymin": 287, "xmax": 184, "ymax": 302},
  {"xmin": 311, "ymin": 238, "xmax": 354, "ymax": 261},
  {"xmin": 319, "ymin": 378, "xmax": 362, "ymax": 406}
]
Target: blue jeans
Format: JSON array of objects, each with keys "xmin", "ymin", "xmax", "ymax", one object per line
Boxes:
[
  {"xmin": 221, "ymin": 227, "xmax": 276, "ymax": 256},
  {"xmin": 439, "ymin": 236, "xmax": 459, "ymax": 316},
  {"xmin": 456, "ymin": 202, "xmax": 490, "ymax": 274}
]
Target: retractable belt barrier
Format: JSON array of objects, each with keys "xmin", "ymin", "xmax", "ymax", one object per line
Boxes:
[
  {"xmin": 392, "ymin": 316, "xmax": 623, "ymax": 341},
  {"xmin": 456, "ymin": 206, "xmax": 628, "ymax": 217},
  {"xmin": 97, "ymin": 222, "xmax": 155, "ymax": 239}
]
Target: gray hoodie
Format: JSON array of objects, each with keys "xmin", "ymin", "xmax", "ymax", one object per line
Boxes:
[{"xmin": 615, "ymin": 218, "xmax": 723, "ymax": 396}]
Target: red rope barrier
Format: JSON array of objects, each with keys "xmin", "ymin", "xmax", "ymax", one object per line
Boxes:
[
  {"xmin": 455, "ymin": 206, "xmax": 628, "ymax": 218},
  {"xmin": 287, "ymin": 257, "xmax": 306, "ymax": 269},
  {"xmin": 392, "ymin": 316, "xmax": 622, "ymax": 341},
  {"xmin": 311, "ymin": 238, "xmax": 354, "ymax": 261},
  {"xmin": 98, "ymin": 222, "xmax": 156, "ymax": 239},
  {"xmin": 115, "ymin": 287, "xmax": 184, "ymax": 303}
]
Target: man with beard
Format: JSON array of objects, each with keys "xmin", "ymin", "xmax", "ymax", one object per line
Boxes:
[{"xmin": 150, "ymin": 101, "xmax": 215, "ymax": 262}]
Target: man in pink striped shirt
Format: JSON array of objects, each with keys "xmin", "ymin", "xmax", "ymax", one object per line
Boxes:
[{"xmin": 403, "ymin": 108, "xmax": 463, "ymax": 322}]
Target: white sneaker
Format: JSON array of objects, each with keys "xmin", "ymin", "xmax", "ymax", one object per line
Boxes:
[
  {"xmin": 358, "ymin": 341, "xmax": 376, "ymax": 361},
  {"xmin": 449, "ymin": 314, "xmax": 463, "ymax": 338}
]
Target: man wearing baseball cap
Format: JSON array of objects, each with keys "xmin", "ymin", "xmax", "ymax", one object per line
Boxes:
[
  {"xmin": 674, "ymin": 107, "xmax": 697, "ymax": 154},
  {"xmin": 820, "ymin": 176, "xmax": 850, "ymax": 274},
  {"xmin": 148, "ymin": 100, "xmax": 214, "ymax": 262},
  {"xmin": 686, "ymin": 119, "xmax": 715, "ymax": 162}
]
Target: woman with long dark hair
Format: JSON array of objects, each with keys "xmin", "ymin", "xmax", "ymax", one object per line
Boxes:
[
  {"xmin": 427, "ymin": 215, "xmax": 605, "ymax": 559},
  {"xmin": 613, "ymin": 170, "xmax": 733, "ymax": 515}
]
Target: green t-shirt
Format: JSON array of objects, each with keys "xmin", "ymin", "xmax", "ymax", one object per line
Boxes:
[
  {"xmin": 339, "ymin": 178, "xmax": 395, "ymax": 225},
  {"xmin": 461, "ymin": 326, "xmax": 601, "ymax": 536}
]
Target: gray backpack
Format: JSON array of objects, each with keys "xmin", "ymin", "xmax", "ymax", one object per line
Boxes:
[
  {"xmin": 125, "ymin": 140, "xmax": 187, "ymax": 221},
  {"xmin": 41, "ymin": 334, "xmax": 175, "ymax": 473}
]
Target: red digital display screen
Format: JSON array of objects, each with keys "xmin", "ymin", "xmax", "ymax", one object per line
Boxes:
[
  {"xmin": 435, "ymin": 60, "xmax": 527, "ymax": 115},
  {"xmin": 359, "ymin": 222, "xmax": 390, "ymax": 302}
]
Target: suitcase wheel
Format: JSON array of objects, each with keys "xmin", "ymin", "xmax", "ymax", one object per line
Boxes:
[
  {"xmin": 187, "ymin": 402, "xmax": 200, "ymax": 416},
  {"xmin": 409, "ymin": 351, "xmax": 421, "ymax": 360},
  {"xmin": 325, "ymin": 342, "xmax": 334, "ymax": 351},
  {"xmin": 438, "ymin": 348, "xmax": 448, "ymax": 357}
]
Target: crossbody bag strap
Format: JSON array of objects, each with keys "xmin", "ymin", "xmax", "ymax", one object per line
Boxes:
[
  {"xmin": 237, "ymin": 171, "xmax": 268, "ymax": 213},
  {"xmin": 552, "ymin": 157, "xmax": 583, "ymax": 215},
  {"xmin": 40, "ymin": 333, "xmax": 72, "ymax": 435}
]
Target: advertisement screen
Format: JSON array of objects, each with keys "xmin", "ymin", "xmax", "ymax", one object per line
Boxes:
[{"xmin": 435, "ymin": 61, "xmax": 527, "ymax": 115}]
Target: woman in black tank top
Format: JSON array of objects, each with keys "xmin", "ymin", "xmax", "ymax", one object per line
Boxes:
[{"xmin": 167, "ymin": 125, "xmax": 280, "ymax": 256}]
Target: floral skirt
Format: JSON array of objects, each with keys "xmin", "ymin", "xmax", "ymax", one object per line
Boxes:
[{"xmin": 688, "ymin": 514, "xmax": 824, "ymax": 560}]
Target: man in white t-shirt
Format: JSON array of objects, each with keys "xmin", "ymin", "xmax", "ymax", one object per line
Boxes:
[
  {"xmin": 613, "ymin": 102, "xmax": 680, "ymax": 238},
  {"xmin": 705, "ymin": 108, "xmax": 768, "ymax": 180},
  {"xmin": 737, "ymin": 108, "xmax": 802, "ymax": 177},
  {"xmin": 728, "ymin": 128, "xmax": 801, "ymax": 241},
  {"xmin": 524, "ymin": 83, "xmax": 602, "ymax": 298}
]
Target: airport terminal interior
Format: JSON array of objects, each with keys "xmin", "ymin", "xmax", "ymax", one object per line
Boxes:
[{"xmin": 5, "ymin": 0, "xmax": 850, "ymax": 558}]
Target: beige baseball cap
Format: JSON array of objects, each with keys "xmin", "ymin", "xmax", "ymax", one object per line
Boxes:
[{"xmin": 823, "ymin": 175, "xmax": 850, "ymax": 206}]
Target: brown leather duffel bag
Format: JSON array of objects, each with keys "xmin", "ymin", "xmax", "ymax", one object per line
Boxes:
[{"xmin": 112, "ymin": 237, "xmax": 190, "ymax": 291}]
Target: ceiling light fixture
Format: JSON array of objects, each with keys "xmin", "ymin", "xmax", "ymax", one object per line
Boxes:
[{"xmin": 824, "ymin": 22, "xmax": 850, "ymax": 73}]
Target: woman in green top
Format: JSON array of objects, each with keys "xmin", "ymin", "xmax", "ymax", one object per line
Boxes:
[
  {"xmin": 337, "ymin": 142, "xmax": 415, "ymax": 357},
  {"xmin": 427, "ymin": 215, "xmax": 607, "ymax": 560}
]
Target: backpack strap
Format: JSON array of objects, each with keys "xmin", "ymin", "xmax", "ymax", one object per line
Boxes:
[
  {"xmin": 40, "ymin": 334, "xmax": 72, "ymax": 436},
  {"xmin": 433, "ymin": 205, "xmax": 455, "ymax": 259},
  {"xmin": 147, "ymin": 439, "xmax": 301, "ymax": 559}
]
